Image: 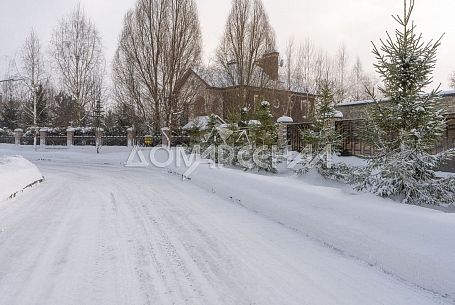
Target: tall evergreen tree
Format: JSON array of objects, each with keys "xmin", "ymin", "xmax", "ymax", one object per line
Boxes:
[
  {"xmin": 51, "ymin": 92, "xmax": 81, "ymax": 127},
  {"xmin": 0, "ymin": 99, "xmax": 21, "ymax": 130},
  {"xmin": 358, "ymin": 0, "xmax": 455, "ymax": 205}
]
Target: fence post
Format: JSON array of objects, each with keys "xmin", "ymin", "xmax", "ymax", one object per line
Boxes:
[
  {"xmin": 39, "ymin": 128, "xmax": 48, "ymax": 147},
  {"xmin": 14, "ymin": 129, "xmax": 23, "ymax": 146},
  {"xmin": 161, "ymin": 127, "xmax": 170, "ymax": 147},
  {"xmin": 277, "ymin": 116, "xmax": 293, "ymax": 151},
  {"xmin": 67, "ymin": 128, "xmax": 75, "ymax": 147},
  {"xmin": 95, "ymin": 128, "xmax": 104, "ymax": 147},
  {"xmin": 127, "ymin": 127, "xmax": 135, "ymax": 147}
]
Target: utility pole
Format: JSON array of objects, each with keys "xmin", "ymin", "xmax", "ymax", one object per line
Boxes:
[{"xmin": 93, "ymin": 96, "xmax": 104, "ymax": 154}]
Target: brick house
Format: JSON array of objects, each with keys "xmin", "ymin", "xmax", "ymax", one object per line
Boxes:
[{"xmin": 173, "ymin": 53, "xmax": 316, "ymax": 126}]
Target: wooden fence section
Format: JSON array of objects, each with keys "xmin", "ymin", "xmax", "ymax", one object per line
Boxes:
[
  {"xmin": 285, "ymin": 117, "xmax": 455, "ymax": 157},
  {"xmin": 335, "ymin": 120, "xmax": 374, "ymax": 157}
]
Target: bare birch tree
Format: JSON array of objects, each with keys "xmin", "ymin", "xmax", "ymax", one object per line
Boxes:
[
  {"xmin": 112, "ymin": 43, "xmax": 144, "ymax": 129},
  {"xmin": 19, "ymin": 30, "xmax": 47, "ymax": 149},
  {"xmin": 335, "ymin": 43, "xmax": 348, "ymax": 102},
  {"xmin": 295, "ymin": 38, "xmax": 316, "ymax": 94},
  {"xmin": 50, "ymin": 5, "xmax": 104, "ymax": 125},
  {"xmin": 291, "ymin": 39, "xmax": 330, "ymax": 95},
  {"xmin": 284, "ymin": 38, "xmax": 295, "ymax": 91},
  {"xmin": 215, "ymin": 0, "xmax": 276, "ymax": 88},
  {"xmin": 113, "ymin": 0, "xmax": 202, "ymax": 130},
  {"xmin": 348, "ymin": 57, "xmax": 373, "ymax": 101}
]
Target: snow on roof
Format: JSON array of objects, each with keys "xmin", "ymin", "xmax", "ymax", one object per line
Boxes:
[
  {"xmin": 192, "ymin": 66, "xmax": 312, "ymax": 95},
  {"xmin": 334, "ymin": 111, "xmax": 344, "ymax": 119},
  {"xmin": 441, "ymin": 90, "xmax": 455, "ymax": 96},
  {"xmin": 277, "ymin": 116, "xmax": 293, "ymax": 123},
  {"xmin": 192, "ymin": 67, "xmax": 231, "ymax": 88},
  {"xmin": 338, "ymin": 91, "xmax": 455, "ymax": 107},
  {"xmin": 248, "ymin": 120, "xmax": 261, "ymax": 126},
  {"xmin": 337, "ymin": 99, "xmax": 376, "ymax": 107}
]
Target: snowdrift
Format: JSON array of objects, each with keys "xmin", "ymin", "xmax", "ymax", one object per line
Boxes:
[
  {"xmin": 0, "ymin": 156, "xmax": 43, "ymax": 201},
  {"xmin": 168, "ymin": 161, "xmax": 455, "ymax": 300}
]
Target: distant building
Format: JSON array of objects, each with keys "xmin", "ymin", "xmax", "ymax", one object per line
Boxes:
[
  {"xmin": 174, "ymin": 52, "xmax": 316, "ymax": 126},
  {"xmin": 334, "ymin": 91, "xmax": 455, "ymax": 171}
]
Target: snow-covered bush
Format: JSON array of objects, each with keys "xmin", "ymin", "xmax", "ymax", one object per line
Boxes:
[
  {"xmin": 47, "ymin": 127, "xmax": 67, "ymax": 137},
  {"xmin": 73, "ymin": 127, "xmax": 96, "ymax": 136},
  {"xmin": 187, "ymin": 104, "xmax": 279, "ymax": 173},
  {"xmin": 104, "ymin": 126, "xmax": 127, "ymax": 137},
  {"xmin": 358, "ymin": 149, "xmax": 455, "ymax": 205},
  {"xmin": 0, "ymin": 128, "xmax": 13, "ymax": 136}
]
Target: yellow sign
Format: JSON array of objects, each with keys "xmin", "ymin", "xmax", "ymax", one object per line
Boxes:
[{"xmin": 144, "ymin": 135, "xmax": 153, "ymax": 146}]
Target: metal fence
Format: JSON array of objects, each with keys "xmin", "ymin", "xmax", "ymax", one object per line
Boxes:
[
  {"xmin": 73, "ymin": 136, "xmax": 96, "ymax": 146},
  {"xmin": 286, "ymin": 123, "xmax": 312, "ymax": 152},
  {"xmin": 103, "ymin": 136, "xmax": 127, "ymax": 147},
  {"xmin": 21, "ymin": 136, "xmax": 40, "ymax": 146},
  {"xmin": 0, "ymin": 136, "xmax": 14, "ymax": 144},
  {"xmin": 46, "ymin": 136, "xmax": 67, "ymax": 146}
]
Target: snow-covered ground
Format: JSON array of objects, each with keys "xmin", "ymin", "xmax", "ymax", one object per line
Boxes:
[
  {"xmin": 0, "ymin": 144, "xmax": 454, "ymax": 305},
  {"xmin": 0, "ymin": 155, "xmax": 43, "ymax": 202}
]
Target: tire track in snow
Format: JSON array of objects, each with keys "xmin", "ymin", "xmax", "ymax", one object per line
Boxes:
[{"xmin": 0, "ymin": 158, "xmax": 452, "ymax": 305}]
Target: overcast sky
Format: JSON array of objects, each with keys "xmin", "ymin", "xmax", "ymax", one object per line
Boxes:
[{"xmin": 1, "ymin": 0, "xmax": 454, "ymax": 90}]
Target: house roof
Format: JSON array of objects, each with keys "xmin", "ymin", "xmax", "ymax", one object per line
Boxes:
[
  {"xmin": 337, "ymin": 91, "xmax": 455, "ymax": 107},
  {"xmin": 177, "ymin": 68, "xmax": 317, "ymax": 98}
]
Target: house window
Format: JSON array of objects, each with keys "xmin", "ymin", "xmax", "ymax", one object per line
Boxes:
[
  {"xmin": 194, "ymin": 97, "xmax": 206, "ymax": 116},
  {"xmin": 211, "ymin": 99, "xmax": 220, "ymax": 115}
]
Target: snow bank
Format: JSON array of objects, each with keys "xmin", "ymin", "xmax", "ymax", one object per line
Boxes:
[
  {"xmin": 167, "ymin": 159, "xmax": 455, "ymax": 299},
  {"xmin": 0, "ymin": 156, "xmax": 43, "ymax": 201}
]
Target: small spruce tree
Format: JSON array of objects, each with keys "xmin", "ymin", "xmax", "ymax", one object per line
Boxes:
[
  {"xmin": 250, "ymin": 101, "xmax": 278, "ymax": 172},
  {"xmin": 202, "ymin": 114, "xmax": 225, "ymax": 163},
  {"xmin": 358, "ymin": 0, "xmax": 455, "ymax": 205},
  {"xmin": 299, "ymin": 79, "xmax": 342, "ymax": 175}
]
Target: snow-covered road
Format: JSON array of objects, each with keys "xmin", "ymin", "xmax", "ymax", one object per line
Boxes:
[{"xmin": 0, "ymin": 148, "xmax": 452, "ymax": 305}]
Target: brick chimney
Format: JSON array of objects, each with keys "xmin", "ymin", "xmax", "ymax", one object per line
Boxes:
[{"xmin": 255, "ymin": 52, "xmax": 280, "ymax": 81}]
